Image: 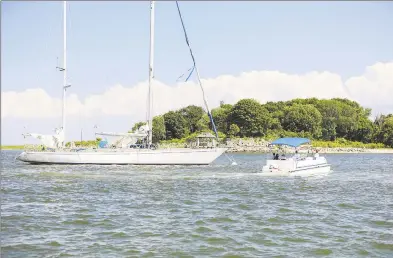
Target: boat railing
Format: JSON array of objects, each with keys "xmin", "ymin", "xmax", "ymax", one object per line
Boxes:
[
  {"xmin": 23, "ymin": 144, "xmax": 56, "ymax": 152},
  {"xmin": 23, "ymin": 144, "xmax": 98, "ymax": 152}
]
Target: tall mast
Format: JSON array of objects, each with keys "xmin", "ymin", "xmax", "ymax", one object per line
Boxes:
[
  {"xmin": 61, "ymin": 1, "xmax": 70, "ymax": 147},
  {"xmin": 147, "ymin": 0, "xmax": 155, "ymax": 147}
]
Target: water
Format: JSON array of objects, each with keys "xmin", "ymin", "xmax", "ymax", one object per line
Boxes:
[{"xmin": 1, "ymin": 151, "xmax": 393, "ymax": 257}]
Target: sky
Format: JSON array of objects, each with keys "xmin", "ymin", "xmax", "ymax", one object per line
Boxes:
[{"xmin": 1, "ymin": 1, "xmax": 393, "ymax": 145}]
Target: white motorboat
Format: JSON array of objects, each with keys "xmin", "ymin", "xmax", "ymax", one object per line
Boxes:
[
  {"xmin": 261, "ymin": 137, "xmax": 331, "ymax": 176},
  {"xmin": 17, "ymin": 1, "xmax": 227, "ymax": 165}
]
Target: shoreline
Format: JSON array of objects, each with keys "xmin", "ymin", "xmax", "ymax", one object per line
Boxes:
[
  {"xmin": 2, "ymin": 145, "xmax": 393, "ymax": 154},
  {"xmin": 225, "ymin": 148, "xmax": 393, "ymax": 154},
  {"xmin": 223, "ymin": 138, "xmax": 393, "ymax": 154}
]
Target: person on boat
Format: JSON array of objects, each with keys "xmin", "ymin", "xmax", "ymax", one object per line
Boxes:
[
  {"xmin": 273, "ymin": 152, "xmax": 277, "ymax": 160},
  {"xmin": 294, "ymin": 149, "xmax": 300, "ymax": 160},
  {"xmin": 314, "ymin": 149, "xmax": 319, "ymax": 158}
]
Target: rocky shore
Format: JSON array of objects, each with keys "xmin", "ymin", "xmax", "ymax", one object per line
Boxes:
[
  {"xmin": 223, "ymin": 138, "xmax": 393, "ymax": 154},
  {"xmin": 153, "ymin": 138, "xmax": 393, "ymax": 154}
]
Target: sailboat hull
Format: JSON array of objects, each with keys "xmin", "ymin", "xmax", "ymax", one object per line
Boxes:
[{"xmin": 17, "ymin": 148, "xmax": 227, "ymax": 165}]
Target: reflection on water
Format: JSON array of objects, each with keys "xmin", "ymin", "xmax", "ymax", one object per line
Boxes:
[{"xmin": 1, "ymin": 151, "xmax": 393, "ymax": 257}]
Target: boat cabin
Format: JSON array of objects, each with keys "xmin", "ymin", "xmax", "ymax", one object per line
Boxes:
[{"xmin": 188, "ymin": 132, "xmax": 217, "ymax": 148}]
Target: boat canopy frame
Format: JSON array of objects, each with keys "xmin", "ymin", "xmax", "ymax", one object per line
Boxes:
[{"xmin": 270, "ymin": 137, "xmax": 311, "ymax": 148}]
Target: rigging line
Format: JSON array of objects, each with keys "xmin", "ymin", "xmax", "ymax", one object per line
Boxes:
[
  {"xmin": 185, "ymin": 66, "xmax": 195, "ymax": 82},
  {"xmin": 175, "ymin": 1, "xmax": 218, "ymax": 139},
  {"xmin": 175, "ymin": 1, "xmax": 236, "ymax": 166},
  {"xmin": 176, "ymin": 66, "xmax": 194, "ymax": 82}
]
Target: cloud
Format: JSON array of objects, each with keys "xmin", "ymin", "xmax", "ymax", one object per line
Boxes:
[
  {"xmin": 345, "ymin": 62, "xmax": 393, "ymax": 115},
  {"xmin": 2, "ymin": 61, "xmax": 393, "ymax": 122}
]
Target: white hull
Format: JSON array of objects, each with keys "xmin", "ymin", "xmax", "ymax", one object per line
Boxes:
[
  {"xmin": 262, "ymin": 164, "xmax": 331, "ymax": 177},
  {"xmin": 17, "ymin": 148, "xmax": 227, "ymax": 165},
  {"xmin": 262, "ymin": 157, "xmax": 331, "ymax": 177}
]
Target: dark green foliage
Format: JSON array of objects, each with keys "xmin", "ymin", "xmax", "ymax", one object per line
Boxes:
[
  {"xmin": 282, "ymin": 104, "xmax": 322, "ymax": 138},
  {"xmin": 373, "ymin": 115, "xmax": 393, "ymax": 147},
  {"xmin": 163, "ymin": 111, "xmax": 189, "ymax": 140},
  {"xmin": 227, "ymin": 99, "xmax": 271, "ymax": 137},
  {"xmin": 179, "ymin": 105, "xmax": 205, "ymax": 133},
  {"xmin": 228, "ymin": 124, "xmax": 240, "ymax": 137},
  {"xmin": 126, "ymin": 98, "xmax": 392, "ymax": 148},
  {"xmin": 211, "ymin": 103, "xmax": 233, "ymax": 133},
  {"xmin": 131, "ymin": 121, "xmax": 146, "ymax": 132},
  {"xmin": 152, "ymin": 116, "xmax": 166, "ymax": 143}
]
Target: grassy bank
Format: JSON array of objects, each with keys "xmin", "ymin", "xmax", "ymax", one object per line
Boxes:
[
  {"xmin": 1, "ymin": 145, "xmax": 24, "ymax": 150},
  {"xmin": 159, "ymin": 136, "xmax": 390, "ymax": 149},
  {"xmin": 311, "ymin": 140, "xmax": 386, "ymax": 149}
]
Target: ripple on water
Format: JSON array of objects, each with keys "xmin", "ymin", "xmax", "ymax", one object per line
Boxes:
[
  {"xmin": 372, "ymin": 242, "xmax": 393, "ymax": 251},
  {"xmin": 111, "ymin": 232, "xmax": 129, "ymax": 238},
  {"xmin": 62, "ymin": 219, "xmax": 90, "ymax": 225},
  {"xmin": 195, "ymin": 226, "xmax": 214, "ymax": 233},
  {"xmin": 281, "ymin": 237, "xmax": 312, "ymax": 243},
  {"xmin": 209, "ymin": 217, "xmax": 236, "ymax": 224},
  {"xmin": 337, "ymin": 203, "xmax": 360, "ymax": 209},
  {"xmin": 278, "ymin": 207, "xmax": 293, "ymax": 213},
  {"xmin": 357, "ymin": 249, "xmax": 370, "ymax": 256},
  {"xmin": 311, "ymin": 248, "xmax": 333, "ymax": 256},
  {"xmin": 236, "ymin": 203, "xmax": 252, "ymax": 210},
  {"xmin": 198, "ymin": 245, "xmax": 226, "ymax": 255},
  {"xmin": 370, "ymin": 220, "xmax": 393, "ymax": 227},
  {"xmin": 267, "ymin": 216, "xmax": 286, "ymax": 224},
  {"xmin": 195, "ymin": 219, "xmax": 206, "ymax": 225},
  {"xmin": 168, "ymin": 250, "xmax": 193, "ymax": 257},
  {"xmin": 221, "ymin": 253, "xmax": 246, "ymax": 258},
  {"xmin": 218, "ymin": 197, "xmax": 233, "ymax": 203},
  {"xmin": 261, "ymin": 227, "xmax": 285, "ymax": 235},
  {"xmin": 48, "ymin": 241, "xmax": 61, "ymax": 247},
  {"xmin": 139, "ymin": 232, "xmax": 161, "ymax": 238}
]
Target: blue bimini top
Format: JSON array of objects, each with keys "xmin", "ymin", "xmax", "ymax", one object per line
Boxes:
[{"xmin": 270, "ymin": 137, "xmax": 311, "ymax": 148}]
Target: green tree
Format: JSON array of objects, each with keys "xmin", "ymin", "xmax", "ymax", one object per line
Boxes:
[
  {"xmin": 163, "ymin": 111, "xmax": 189, "ymax": 139},
  {"xmin": 228, "ymin": 124, "xmax": 240, "ymax": 138},
  {"xmin": 262, "ymin": 101, "xmax": 286, "ymax": 123},
  {"xmin": 228, "ymin": 99, "xmax": 271, "ymax": 137},
  {"xmin": 131, "ymin": 121, "xmax": 146, "ymax": 132},
  {"xmin": 315, "ymin": 100, "xmax": 340, "ymax": 140},
  {"xmin": 374, "ymin": 115, "xmax": 393, "ymax": 147},
  {"xmin": 195, "ymin": 114, "xmax": 210, "ymax": 132},
  {"xmin": 282, "ymin": 104, "xmax": 322, "ymax": 138},
  {"xmin": 351, "ymin": 117, "xmax": 374, "ymax": 143},
  {"xmin": 152, "ymin": 116, "xmax": 166, "ymax": 143},
  {"xmin": 321, "ymin": 117, "xmax": 337, "ymax": 141},
  {"xmin": 373, "ymin": 114, "xmax": 390, "ymax": 143},
  {"xmin": 180, "ymin": 105, "xmax": 205, "ymax": 133},
  {"xmin": 211, "ymin": 103, "xmax": 233, "ymax": 133}
]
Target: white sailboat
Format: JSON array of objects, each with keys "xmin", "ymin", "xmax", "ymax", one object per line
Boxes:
[{"xmin": 17, "ymin": 1, "xmax": 227, "ymax": 165}]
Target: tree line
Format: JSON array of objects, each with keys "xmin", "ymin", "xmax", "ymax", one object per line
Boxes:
[{"xmin": 130, "ymin": 98, "xmax": 393, "ymax": 148}]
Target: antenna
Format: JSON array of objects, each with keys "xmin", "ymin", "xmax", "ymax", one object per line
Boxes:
[
  {"xmin": 59, "ymin": 1, "xmax": 71, "ymax": 147},
  {"xmin": 147, "ymin": 1, "xmax": 155, "ymax": 148}
]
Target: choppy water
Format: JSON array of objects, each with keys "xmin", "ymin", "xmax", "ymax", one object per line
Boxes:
[{"xmin": 1, "ymin": 150, "xmax": 393, "ymax": 257}]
